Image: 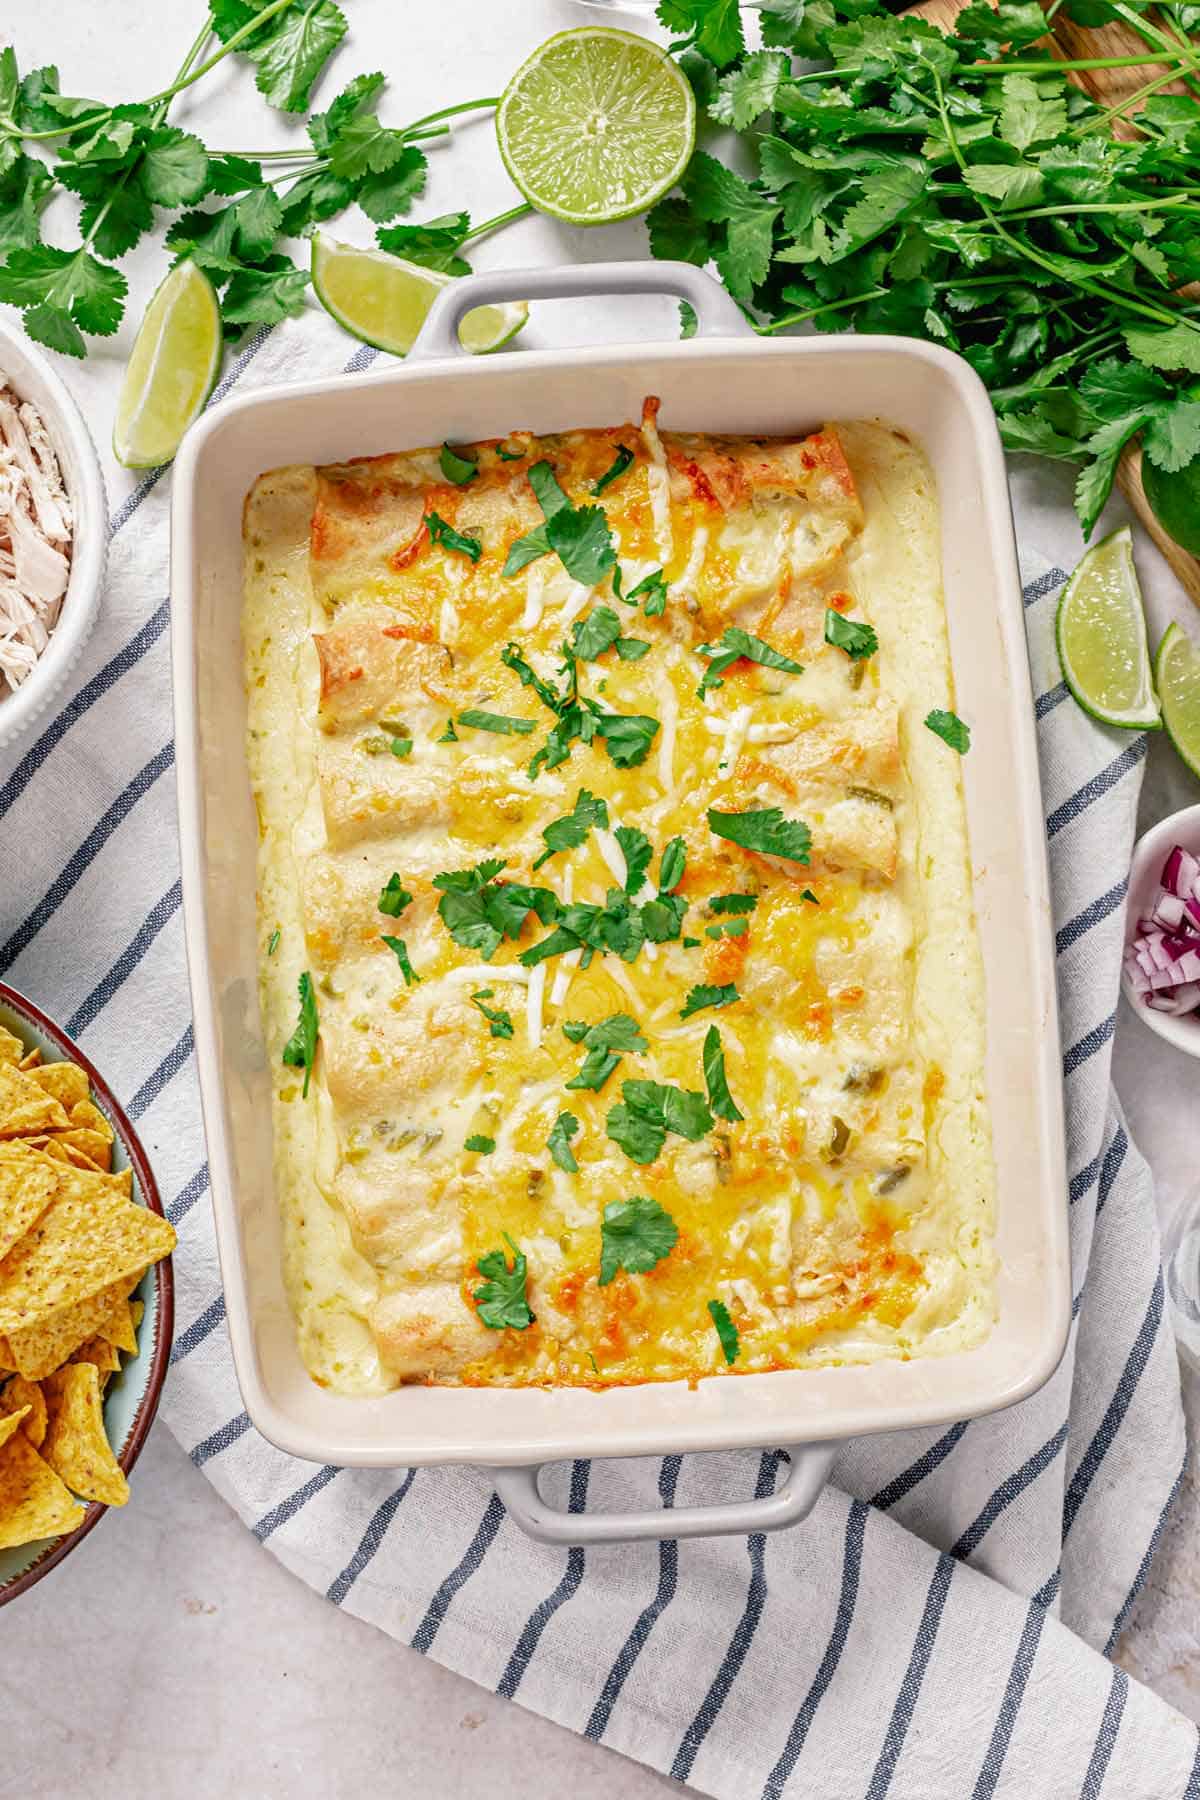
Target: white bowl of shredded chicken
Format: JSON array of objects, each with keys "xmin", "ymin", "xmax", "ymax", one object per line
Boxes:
[{"xmin": 0, "ymin": 317, "xmax": 106, "ymax": 750}]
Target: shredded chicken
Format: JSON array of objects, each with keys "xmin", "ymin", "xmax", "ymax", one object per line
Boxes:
[{"xmin": 0, "ymin": 384, "xmax": 73, "ymax": 694}]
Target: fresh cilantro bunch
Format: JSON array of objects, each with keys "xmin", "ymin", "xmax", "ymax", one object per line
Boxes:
[
  {"xmin": 650, "ymin": 0, "xmax": 1200, "ymax": 533},
  {"xmin": 0, "ymin": 3, "xmax": 498, "ymax": 357}
]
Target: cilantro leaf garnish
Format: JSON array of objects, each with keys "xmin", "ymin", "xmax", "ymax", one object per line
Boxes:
[
  {"xmin": 703, "ymin": 1024, "xmax": 744, "ymax": 1123},
  {"xmin": 465, "ymin": 1133, "xmax": 496, "ymax": 1155},
  {"xmin": 570, "ymin": 605, "xmax": 624, "ymax": 662},
  {"xmin": 924, "ymin": 709, "xmax": 971, "ymax": 754},
  {"xmin": 708, "ymin": 806, "xmax": 812, "ymax": 864},
  {"xmin": 437, "ymin": 719, "xmax": 459, "ymax": 743},
  {"xmin": 505, "ymin": 459, "xmax": 617, "ymax": 587},
  {"xmin": 470, "ymin": 989, "xmax": 514, "ymax": 1038},
  {"xmin": 708, "ymin": 1297, "xmax": 740, "ymax": 1366},
  {"xmin": 606, "ymin": 1079, "xmax": 713, "ymax": 1166},
  {"xmin": 801, "ymin": 888, "xmax": 819, "ymax": 905},
  {"xmin": 378, "ymin": 874, "xmax": 413, "ymax": 917},
  {"xmin": 599, "ymin": 1196, "xmax": 679, "ymax": 1286},
  {"xmin": 564, "ymin": 1013, "xmax": 648, "ymax": 1092},
  {"xmin": 659, "ymin": 837, "xmax": 687, "ymax": 894},
  {"xmin": 434, "ymin": 860, "xmax": 560, "ymax": 961},
  {"xmin": 548, "ymin": 1111, "xmax": 580, "ymax": 1172},
  {"xmin": 439, "ymin": 441, "xmax": 478, "ymax": 484},
  {"xmin": 381, "ymin": 934, "xmax": 419, "ymax": 986},
  {"xmin": 281, "ymin": 971, "xmax": 319, "ymax": 1097},
  {"xmin": 458, "ymin": 709, "xmax": 536, "ymax": 736},
  {"xmin": 642, "ymin": 893, "xmax": 688, "ymax": 943},
  {"xmin": 375, "ymin": 211, "xmax": 471, "ymax": 276},
  {"xmin": 825, "ymin": 611, "xmax": 879, "ymax": 661},
  {"xmin": 698, "ymin": 627, "xmax": 804, "ymax": 697},
  {"xmin": 592, "ymin": 709, "xmax": 659, "ymax": 768},
  {"xmin": 594, "ymin": 445, "xmax": 635, "ymax": 496},
  {"xmin": 533, "ymin": 788, "xmax": 609, "ymax": 870},
  {"xmin": 426, "ymin": 510, "xmax": 481, "ymax": 562},
  {"xmin": 680, "ymin": 983, "xmax": 738, "ymax": 1020},
  {"xmin": 473, "ymin": 1235, "xmax": 534, "ymax": 1329},
  {"xmin": 706, "ymin": 918, "xmax": 748, "ymax": 939},
  {"xmin": 615, "ymin": 825, "xmax": 653, "ymax": 895},
  {"xmin": 710, "ymin": 893, "xmax": 756, "ymax": 915},
  {"xmin": 622, "ymin": 567, "xmax": 668, "ymax": 616}
]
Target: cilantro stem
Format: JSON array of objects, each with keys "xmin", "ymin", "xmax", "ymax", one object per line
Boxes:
[
  {"xmin": 141, "ymin": 0, "xmax": 299, "ymax": 107},
  {"xmin": 1000, "ymin": 196, "xmax": 1200, "ymax": 220},
  {"xmin": 462, "ymin": 202, "xmax": 534, "ymax": 243},
  {"xmin": 1080, "ymin": 39, "xmax": 1200, "ymax": 133},
  {"xmin": 401, "ymin": 97, "xmax": 499, "ymax": 133},
  {"xmin": 972, "ymin": 52, "xmax": 1195, "ymax": 74},
  {"xmin": 755, "ymin": 287, "xmax": 887, "ymax": 333}
]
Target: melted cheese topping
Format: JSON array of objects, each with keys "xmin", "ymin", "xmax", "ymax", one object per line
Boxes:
[{"xmin": 244, "ymin": 410, "xmax": 995, "ymax": 1395}]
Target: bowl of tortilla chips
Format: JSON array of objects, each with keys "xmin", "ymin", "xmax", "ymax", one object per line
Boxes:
[{"xmin": 0, "ymin": 982, "xmax": 175, "ymax": 1603}]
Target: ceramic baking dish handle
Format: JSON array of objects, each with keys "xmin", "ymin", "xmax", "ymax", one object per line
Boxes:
[
  {"xmin": 490, "ymin": 1442, "xmax": 838, "ymax": 1545},
  {"xmin": 407, "ymin": 259, "xmax": 749, "ymax": 361}
]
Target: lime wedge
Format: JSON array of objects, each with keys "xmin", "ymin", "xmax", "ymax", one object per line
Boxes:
[
  {"xmin": 1155, "ymin": 622, "xmax": 1200, "ymax": 777},
  {"xmin": 496, "ymin": 26, "xmax": 696, "ymax": 226},
  {"xmin": 1055, "ymin": 527, "xmax": 1162, "ymax": 730},
  {"xmin": 113, "ymin": 260, "xmax": 222, "ymax": 468},
  {"xmin": 311, "ymin": 234, "xmax": 528, "ymax": 357}
]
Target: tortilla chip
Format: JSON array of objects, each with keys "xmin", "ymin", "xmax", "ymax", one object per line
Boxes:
[
  {"xmin": 69, "ymin": 1100, "xmax": 114, "ymax": 1141},
  {"xmin": 1, "ymin": 1375, "xmax": 47, "ymax": 1447},
  {"xmin": 0, "ymin": 1406, "xmax": 29, "ymax": 1451},
  {"xmin": 58, "ymin": 1144, "xmax": 105, "ymax": 1174},
  {"xmin": 4, "ymin": 1280, "xmax": 130, "ymax": 1381},
  {"xmin": 129, "ymin": 1299, "xmax": 144, "ymax": 1332},
  {"xmin": 110, "ymin": 1168, "xmax": 133, "ymax": 1199},
  {"xmin": 41, "ymin": 1363, "xmax": 129, "ymax": 1507},
  {"xmin": 0, "ymin": 1427, "xmax": 85, "ymax": 1546},
  {"xmin": 29, "ymin": 1063, "xmax": 90, "ymax": 1110},
  {"xmin": 24, "ymin": 1138, "xmax": 71, "ymax": 1165},
  {"xmin": 0, "ymin": 1027, "xmax": 23, "ymax": 1066},
  {"xmin": 56, "ymin": 1128, "xmax": 112, "ymax": 1172},
  {"xmin": 17, "ymin": 1048, "xmax": 41, "ymax": 1071},
  {"xmin": 96, "ymin": 1293, "xmax": 139, "ymax": 1355},
  {"xmin": 0, "ymin": 1165, "xmax": 175, "ymax": 1333},
  {"xmin": 70, "ymin": 1334, "xmax": 121, "ymax": 1376},
  {"xmin": 0, "ymin": 1063, "xmax": 69, "ymax": 1138},
  {"xmin": 0, "ymin": 1149, "xmax": 59, "ymax": 1261}
]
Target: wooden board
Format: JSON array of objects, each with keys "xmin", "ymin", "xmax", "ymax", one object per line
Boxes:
[{"xmin": 910, "ymin": 0, "xmax": 1200, "ymax": 604}]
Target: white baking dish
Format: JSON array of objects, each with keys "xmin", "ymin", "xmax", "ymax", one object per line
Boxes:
[{"xmin": 172, "ymin": 262, "xmax": 1070, "ymax": 1544}]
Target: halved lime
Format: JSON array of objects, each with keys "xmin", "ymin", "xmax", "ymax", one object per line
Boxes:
[
  {"xmin": 1055, "ymin": 526, "xmax": 1162, "ymax": 730},
  {"xmin": 1155, "ymin": 622, "xmax": 1200, "ymax": 777},
  {"xmin": 311, "ymin": 234, "xmax": 528, "ymax": 357},
  {"xmin": 496, "ymin": 26, "xmax": 696, "ymax": 226},
  {"xmin": 113, "ymin": 260, "xmax": 222, "ymax": 468}
]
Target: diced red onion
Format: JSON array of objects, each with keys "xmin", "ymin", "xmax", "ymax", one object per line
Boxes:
[{"xmin": 1126, "ymin": 844, "xmax": 1200, "ymax": 1022}]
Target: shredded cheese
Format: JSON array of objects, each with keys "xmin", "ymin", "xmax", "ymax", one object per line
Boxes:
[{"xmin": 526, "ymin": 961, "xmax": 547, "ymax": 1049}]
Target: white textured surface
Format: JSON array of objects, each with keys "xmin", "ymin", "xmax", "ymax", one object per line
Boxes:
[{"xmin": 3, "ymin": 0, "xmax": 1199, "ymax": 1789}]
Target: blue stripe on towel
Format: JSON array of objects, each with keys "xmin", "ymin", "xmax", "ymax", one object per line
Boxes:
[
  {"xmin": 1046, "ymin": 739, "xmax": 1148, "ymax": 839},
  {"xmin": 497, "ymin": 1460, "xmax": 591, "ymax": 1699},
  {"xmin": 1104, "ymin": 1450, "xmax": 1187, "ymax": 1655},
  {"xmin": 190, "ymin": 1409, "xmax": 250, "ymax": 1466},
  {"xmin": 970, "ymin": 1595, "xmax": 1052, "ymax": 1800},
  {"xmin": 128, "ymin": 1023, "xmax": 194, "ymax": 1119},
  {"xmin": 1063, "ymin": 1011, "xmax": 1116, "ymax": 1078},
  {"xmin": 0, "ymin": 744, "xmax": 175, "ymax": 973},
  {"xmin": 1023, "ymin": 568, "xmax": 1067, "ymax": 606},
  {"xmin": 1081, "ymin": 1666, "xmax": 1128, "ymax": 1800},
  {"xmin": 327, "ymin": 1470, "xmax": 417, "ymax": 1606},
  {"xmin": 865, "ymin": 1554, "xmax": 956, "ymax": 1800},
  {"xmin": 585, "ymin": 1456, "xmax": 681, "ymax": 1741},
  {"xmin": 1056, "ymin": 880, "xmax": 1127, "ymax": 957},
  {"xmin": 171, "ymin": 1293, "xmax": 226, "ymax": 1364},
  {"xmin": 762, "ymin": 1498, "xmax": 870, "ymax": 1800},
  {"xmin": 1095, "ymin": 1127, "xmax": 1128, "ymax": 1218},
  {"xmin": 1063, "ymin": 1271, "xmax": 1165, "ymax": 1538},
  {"xmin": 411, "ymin": 1492, "xmax": 507, "ymax": 1654},
  {"xmin": 0, "ymin": 599, "xmax": 170, "ymax": 822},
  {"xmin": 167, "ymin": 1163, "xmax": 210, "ymax": 1226},
  {"xmin": 872, "ymin": 1423, "xmax": 968, "ymax": 1511},
  {"xmin": 671, "ymin": 1451, "xmax": 783, "ymax": 1783},
  {"xmin": 952, "ymin": 1424, "xmax": 1068, "ymax": 1562},
  {"xmin": 67, "ymin": 877, "xmax": 182, "ymax": 1036},
  {"xmin": 255, "ymin": 1465, "xmax": 340, "ymax": 1542}
]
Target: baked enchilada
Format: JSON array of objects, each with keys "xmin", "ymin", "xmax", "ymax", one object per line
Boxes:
[{"xmin": 243, "ymin": 405, "xmax": 995, "ymax": 1396}]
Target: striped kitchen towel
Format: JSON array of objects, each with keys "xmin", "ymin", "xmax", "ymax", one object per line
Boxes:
[{"xmin": 1, "ymin": 305, "xmax": 1195, "ymax": 1800}]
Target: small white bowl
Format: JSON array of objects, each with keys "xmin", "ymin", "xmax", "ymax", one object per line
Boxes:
[
  {"xmin": 0, "ymin": 317, "xmax": 107, "ymax": 751},
  {"xmin": 1122, "ymin": 801, "xmax": 1200, "ymax": 1060}
]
